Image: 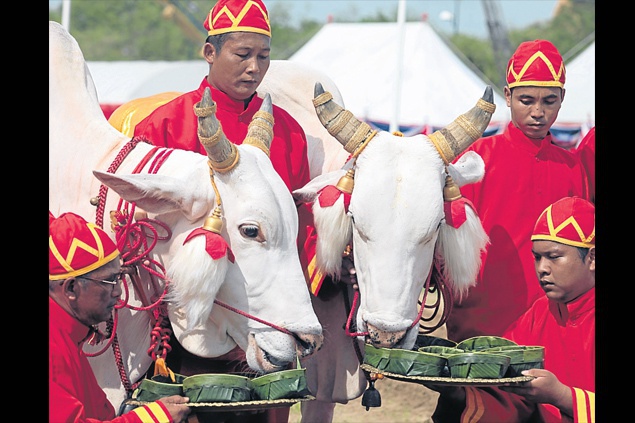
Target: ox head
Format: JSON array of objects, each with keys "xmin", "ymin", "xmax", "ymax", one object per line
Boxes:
[
  {"xmin": 293, "ymin": 83, "xmax": 491, "ymax": 349},
  {"xmin": 93, "ymin": 88, "xmax": 323, "ymax": 373}
]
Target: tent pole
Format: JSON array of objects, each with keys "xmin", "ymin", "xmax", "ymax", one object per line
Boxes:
[
  {"xmin": 62, "ymin": 0, "xmax": 71, "ymax": 32},
  {"xmin": 390, "ymin": 0, "xmax": 407, "ymax": 134}
]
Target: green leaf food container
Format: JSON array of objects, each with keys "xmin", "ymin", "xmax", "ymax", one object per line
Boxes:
[
  {"xmin": 363, "ymin": 344, "xmax": 392, "ymax": 371},
  {"xmin": 385, "ymin": 348, "xmax": 447, "ymax": 377},
  {"xmin": 482, "ymin": 345, "xmax": 545, "ymax": 376},
  {"xmin": 251, "ymin": 368, "xmax": 311, "ymax": 401},
  {"xmin": 447, "ymin": 352, "xmax": 511, "ymax": 379},
  {"xmin": 456, "ymin": 336, "xmax": 518, "ymax": 351},
  {"xmin": 417, "ymin": 346, "xmax": 466, "ymax": 377},
  {"xmin": 134, "ymin": 373, "xmax": 186, "ymax": 402},
  {"xmin": 414, "ymin": 334, "xmax": 458, "ymax": 349},
  {"xmin": 182, "ymin": 373, "xmax": 252, "ymax": 403}
]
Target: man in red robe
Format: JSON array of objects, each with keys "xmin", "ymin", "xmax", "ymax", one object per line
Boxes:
[
  {"xmin": 49, "ymin": 211, "xmax": 192, "ymax": 422},
  {"xmin": 575, "ymin": 126, "xmax": 595, "ymax": 204},
  {"xmin": 132, "ymin": 1, "xmax": 328, "ymax": 421},
  {"xmin": 445, "ymin": 40, "xmax": 591, "ymax": 342},
  {"xmin": 431, "ymin": 196, "xmax": 595, "ymax": 422},
  {"xmin": 133, "ymin": 0, "xmax": 326, "ymax": 297}
]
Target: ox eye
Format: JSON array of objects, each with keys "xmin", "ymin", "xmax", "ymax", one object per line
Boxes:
[{"xmin": 239, "ymin": 224, "xmax": 264, "ymax": 242}]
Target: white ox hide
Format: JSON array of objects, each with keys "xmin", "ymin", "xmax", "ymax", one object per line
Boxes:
[
  {"xmin": 49, "ymin": 20, "xmax": 323, "ymax": 412},
  {"xmin": 272, "ymin": 83, "xmax": 492, "ymax": 421}
]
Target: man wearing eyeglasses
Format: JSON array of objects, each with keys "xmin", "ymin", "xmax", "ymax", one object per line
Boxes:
[{"xmin": 49, "ymin": 211, "xmax": 192, "ymax": 423}]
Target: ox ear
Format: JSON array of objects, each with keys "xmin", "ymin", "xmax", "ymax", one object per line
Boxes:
[
  {"xmin": 92, "ymin": 170, "xmax": 213, "ymax": 223},
  {"xmin": 292, "ymin": 169, "xmax": 345, "ymax": 203},
  {"xmin": 446, "ymin": 151, "xmax": 485, "ymax": 187},
  {"xmin": 294, "ymin": 169, "xmax": 353, "ymax": 280}
]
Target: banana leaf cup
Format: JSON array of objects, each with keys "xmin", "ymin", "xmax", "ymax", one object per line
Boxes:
[
  {"xmin": 134, "ymin": 373, "xmax": 186, "ymax": 402},
  {"xmin": 482, "ymin": 345, "xmax": 545, "ymax": 376},
  {"xmin": 447, "ymin": 352, "xmax": 511, "ymax": 379},
  {"xmin": 456, "ymin": 336, "xmax": 518, "ymax": 351},
  {"xmin": 182, "ymin": 373, "xmax": 252, "ymax": 403},
  {"xmin": 251, "ymin": 368, "xmax": 312, "ymax": 401}
]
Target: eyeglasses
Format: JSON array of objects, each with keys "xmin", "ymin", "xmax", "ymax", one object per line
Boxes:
[{"xmin": 78, "ymin": 271, "xmax": 125, "ymax": 286}]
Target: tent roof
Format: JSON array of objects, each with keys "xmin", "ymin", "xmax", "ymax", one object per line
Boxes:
[
  {"xmin": 86, "ymin": 60, "xmax": 208, "ymax": 105},
  {"xmin": 289, "ymin": 21, "xmax": 509, "ymax": 129},
  {"xmin": 554, "ymin": 41, "xmax": 595, "ymax": 128}
]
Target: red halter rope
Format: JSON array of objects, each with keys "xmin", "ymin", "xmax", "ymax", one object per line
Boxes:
[{"xmin": 88, "ymin": 138, "xmax": 296, "ymax": 395}]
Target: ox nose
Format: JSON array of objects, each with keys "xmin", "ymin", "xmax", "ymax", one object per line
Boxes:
[
  {"xmin": 295, "ymin": 333, "xmax": 324, "ymax": 358},
  {"xmin": 366, "ymin": 323, "xmax": 407, "ymax": 348}
]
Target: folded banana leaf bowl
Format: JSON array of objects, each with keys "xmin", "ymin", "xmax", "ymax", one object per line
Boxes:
[
  {"xmin": 133, "ymin": 373, "xmax": 187, "ymax": 402},
  {"xmin": 181, "ymin": 368, "xmax": 312, "ymax": 403},
  {"xmin": 363, "ymin": 335, "xmax": 544, "ymax": 381},
  {"xmin": 132, "ymin": 367, "xmax": 312, "ymax": 408}
]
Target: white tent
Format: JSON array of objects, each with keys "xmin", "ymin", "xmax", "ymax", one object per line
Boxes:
[
  {"xmin": 553, "ymin": 40, "xmax": 595, "ymax": 138},
  {"xmin": 289, "ymin": 20, "xmax": 509, "ymax": 135},
  {"xmin": 86, "ymin": 60, "xmax": 208, "ymax": 108}
]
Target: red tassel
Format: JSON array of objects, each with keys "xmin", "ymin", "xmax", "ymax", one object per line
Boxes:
[
  {"xmin": 444, "ymin": 197, "xmax": 477, "ymax": 229},
  {"xmin": 184, "ymin": 228, "xmax": 235, "ymax": 262},
  {"xmin": 318, "ymin": 185, "xmax": 351, "ymax": 212}
]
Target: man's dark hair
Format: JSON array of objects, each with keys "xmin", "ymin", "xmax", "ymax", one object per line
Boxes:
[
  {"xmin": 576, "ymin": 246, "xmax": 590, "ymax": 260},
  {"xmin": 206, "ymin": 33, "xmax": 231, "ymax": 53}
]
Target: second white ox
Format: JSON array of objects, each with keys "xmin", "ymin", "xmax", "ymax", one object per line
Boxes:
[
  {"xmin": 258, "ymin": 75, "xmax": 492, "ymax": 421},
  {"xmin": 49, "ymin": 21, "xmax": 323, "ymax": 412}
]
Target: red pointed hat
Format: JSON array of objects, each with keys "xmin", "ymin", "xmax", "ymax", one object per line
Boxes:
[
  {"xmin": 49, "ymin": 211, "xmax": 120, "ymax": 280},
  {"xmin": 203, "ymin": 0, "xmax": 271, "ymax": 37},
  {"xmin": 531, "ymin": 197, "xmax": 594, "ymax": 248},
  {"xmin": 506, "ymin": 39, "xmax": 565, "ymax": 89}
]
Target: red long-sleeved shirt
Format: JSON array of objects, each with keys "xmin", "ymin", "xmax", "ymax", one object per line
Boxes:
[
  {"xmin": 446, "ymin": 122, "xmax": 590, "ymax": 342},
  {"xmin": 133, "ymin": 78, "xmax": 324, "ymax": 294},
  {"xmin": 49, "ymin": 298, "xmax": 175, "ymax": 422},
  {"xmin": 434, "ymin": 288, "xmax": 595, "ymax": 422}
]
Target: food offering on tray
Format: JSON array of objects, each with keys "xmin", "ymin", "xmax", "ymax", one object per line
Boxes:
[
  {"xmin": 133, "ymin": 373, "xmax": 186, "ymax": 402},
  {"xmin": 417, "ymin": 346, "xmax": 466, "ymax": 377},
  {"xmin": 362, "ymin": 335, "xmax": 543, "ymax": 385},
  {"xmin": 455, "ymin": 335, "xmax": 518, "ymax": 351},
  {"xmin": 480, "ymin": 345, "xmax": 545, "ymax": 377},
  {"xmin": 364, "ymin": 337, "xmax": 457, "ymax": 378},
  {"xmin": 447, "ymin": 352, "xmax": 511, "ymax": 379},
  {"xmin": 251, "ymin": 368, "xmax": 311, "ymax": 401},
  {"xmin": 183, "ymin": 373, "xmax": 253, "ymax": 403}
]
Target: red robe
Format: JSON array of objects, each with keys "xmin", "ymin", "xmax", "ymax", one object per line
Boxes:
[
  {"xmin": 575, "ymin": 127, "xmax": 595, "ymax": 204},
  {"xmin": 433, "ymin": 288, "xmax": 595, "ymax": 422},
  {"xmin": 446, "ymin": 122, "xmax": 590, "ymax": 342},
  {"xmin": 133, "ymin": 78, "xmax": 324, "ymax": 294},
  {"xmin": 49, "ymin": 298, "xmax": 175, "ymax": 423}
]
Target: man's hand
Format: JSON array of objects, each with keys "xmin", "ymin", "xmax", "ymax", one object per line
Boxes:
[
  {"xmin": 158, "ymin": 395, "xmax": 191, "ymax": 423},
  {"xmin": 500, "ymin": 369, "xmax": 573, "ymax": 416}
]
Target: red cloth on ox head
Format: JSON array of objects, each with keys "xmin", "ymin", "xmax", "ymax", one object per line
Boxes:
[
  {"xmin": 49, "ymin": 211, "xmax": 120, "ymax": 280},
  {"xmin": 506, "ymin": 39, "xmax": 565, "ymax": 89},
  {"xmin": 531, "ymin": 197, "xmax": 595, "ymax": 248},
  {"xmin": 204, "ymin": 0, "xmax": 271, "ymax": 37}
]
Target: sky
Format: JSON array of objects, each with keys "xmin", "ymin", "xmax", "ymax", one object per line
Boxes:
[
  {"xmin": 267, "ymin": 0, "xmax": 559, "ymax": 38},
  {"xmin": 50, "ymin": 0, "xmax": 559, "ymax": 39}
]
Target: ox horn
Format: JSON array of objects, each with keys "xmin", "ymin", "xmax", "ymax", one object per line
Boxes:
[
  {"xmin": 196, "ymin": 87, "xmax": 239, "ymax": 173},
  {"xmin": 428, "ymin": 86, "xmax": 496, "ymax": 164},
  {"xmin": 243, "ymin": 93, "xmax": 274, "ymax": 157},
  {"xmin": 313, "ymin": 82, "xmax": 375, "ymax": 154}
]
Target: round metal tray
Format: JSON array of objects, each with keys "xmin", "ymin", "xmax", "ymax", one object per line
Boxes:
[{"xmin": 361, "ymin": 364, "xmax": 534, "ymax": 387}]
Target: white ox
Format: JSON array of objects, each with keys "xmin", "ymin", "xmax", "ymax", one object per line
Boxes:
[
  {"xmin": 259, "ymin": 74, "xmax": 492, "ymax": 422},
  {"xmin": 49, "ymin": 20, "xmax": 323, "ymax": 412}
]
